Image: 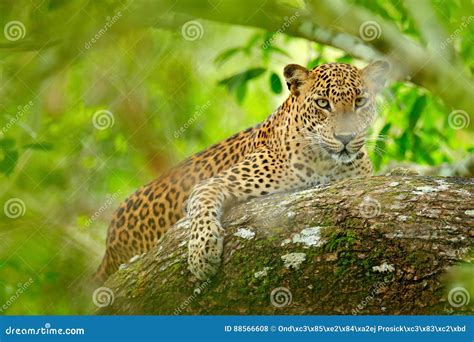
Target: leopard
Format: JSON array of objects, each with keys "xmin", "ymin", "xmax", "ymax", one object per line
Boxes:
[{"xmin": 94, "ymin": 60, "xmax": 390, "ymax": 282}]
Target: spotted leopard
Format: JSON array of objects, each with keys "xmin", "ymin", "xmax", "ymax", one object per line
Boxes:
[{"xmin": 95, "ymin": 60, "xmax": 390, "ymax": 281}]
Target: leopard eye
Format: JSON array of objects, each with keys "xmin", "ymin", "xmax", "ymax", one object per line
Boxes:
[
  {"xmin": 355, "ymin": 97, "xmax": 368, "ymax": 108},
  {"xmin": 315, "ymin": 98, "xmax": 330, "ymax": 110}
]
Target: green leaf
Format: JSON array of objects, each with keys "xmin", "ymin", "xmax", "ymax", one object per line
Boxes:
[
  {"xmin": 262, "ymin": 32, "xmax": 273, "ymax": 45},
  {"xmin": 373, "ymin": 122, "xmax": 391, "ymax": 170},
  {"xmin": 269, "ymin": 72, "xmax": 282, "ymax": 94},
  {"xmin": 336, "ymin": 55, "xmax": 353, "ymax": 64},
  {"xmin": 0, "ymin": 148, "xmax": 18, "ymax": 176},
  {"xmin": 421, "ymin": 152, "xmax": 435, "ymax": 165},
  {"xmin": 408, "ymin": 95, "xmax": 427, "ymax": 130},
  {"xmin": 242, "ymin": 67, "xmax": 266, "ymax": 81},
  {"xmin": 218, "ymin": 67, "xmax": 266, "ymax": 102},
  {"xmin": 218, "ymin": 68, "xmax": 266, "ymax": 88},
  {"xmin": 411, "ymin": 133, "xmax": 434, "ymax": 164},
  {"xmin": 213, "ymin": 47, "xmax": 241, "ymax": 66},
  {"xmin": 397, "ymin": 131, "xmax": 409, "ymax": 158},
  {"xmin": 0, "ymin": 138, "xmax": 16, "ymax": 150},
  {"xmin": 307, "ymin": 57, "xmax": 322, "ymax": 69},
  {"xmin": 244, "ymin": 33, "xmax": 262, "ymax": 54},
  {"xmin": 266, "ymin": 46, "xmax": 291, "ymax": 58},
  {"xmin": 23, "ymin": 142, "xmax": 53, "ymax": 151},
  {"xmin": 235, "ymin": 82, "xmax": 247, "ymax": 104}
]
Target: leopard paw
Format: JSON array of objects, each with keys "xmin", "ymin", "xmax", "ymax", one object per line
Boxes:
[{"xmin": 187, "ymin": 219, "xmax": 224, "ymax": 280}]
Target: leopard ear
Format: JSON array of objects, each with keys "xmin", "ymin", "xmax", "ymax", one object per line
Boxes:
[
  {"xmin": 361, "ymin": 60, "xmax": 390, "ymax": 93},
  {"xmin": 283, "ymin": 64, "xmax": 309, "ymax": 96}
]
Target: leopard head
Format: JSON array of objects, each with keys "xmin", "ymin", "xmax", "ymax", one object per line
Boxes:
[{"xmin": 283, "ymin": 61, "xmax": 390, "ymax": 163}]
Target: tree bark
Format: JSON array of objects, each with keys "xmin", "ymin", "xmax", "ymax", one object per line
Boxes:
[{"xmin": 98, "ymin": 174, "xmax": 474, "ymax": 315}]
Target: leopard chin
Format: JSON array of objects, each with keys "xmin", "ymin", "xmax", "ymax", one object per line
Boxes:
[{"xmin": 331, "ymin": 149, "xmax": 358, "ymax": 164}]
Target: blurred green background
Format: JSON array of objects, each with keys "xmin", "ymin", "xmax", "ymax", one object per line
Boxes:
[{"xmin": 0, "ymin": 0, "xmax": 472, "ymax": 314}]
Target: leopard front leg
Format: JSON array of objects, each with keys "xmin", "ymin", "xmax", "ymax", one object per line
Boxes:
[
  {"xmin": 186, "ymin": 180, "xmax": 227, "ymax": 280},
  {"xmin": 186, "ymin": 149, "xmax": 294, "ymax": 280}
]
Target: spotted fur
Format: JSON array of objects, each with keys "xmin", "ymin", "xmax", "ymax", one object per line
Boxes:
[{"xmin": 95, "ymin": 61, "xmax": 390, "ymax": 281}]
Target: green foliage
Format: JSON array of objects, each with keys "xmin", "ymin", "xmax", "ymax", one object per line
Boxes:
[
  {"xmin": 0, "ymin": 139, "xmax": 18, "ymax": 176},
  {"xmin": 0, "ymin": 0, "xmax": 472, "ymax": 315},
  {"xmin": 215, "ymin": 32, "xmax": 292, "ymax": 102},
  {"xmin": 269, "ymin": 73, "xmax": 283, "ymax": 94},
  {"xmin": 372, "ymin": 122, "xmax": 391, "ymax": 171},
  {"xmin": 218, "ymin": 67, "xmax": 266, "ymax": 103}
]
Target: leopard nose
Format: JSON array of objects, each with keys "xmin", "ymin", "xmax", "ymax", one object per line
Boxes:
[{"xmin": 334, "ymin": 133, "xmax": 355, "ymax": 146}]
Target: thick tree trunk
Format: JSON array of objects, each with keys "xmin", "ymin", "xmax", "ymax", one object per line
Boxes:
[{"xmin": 98, "ymin": 174, "xmax": 473, "ymax": 315}]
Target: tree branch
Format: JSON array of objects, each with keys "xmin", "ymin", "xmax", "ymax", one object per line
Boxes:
[
  {"xmin": 98, "ymin": 175, "xmax": 474, "ymax": 315},
  {"xmin": 402, "ymin": 0, "xmax": 454, "ymax": 61}
]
